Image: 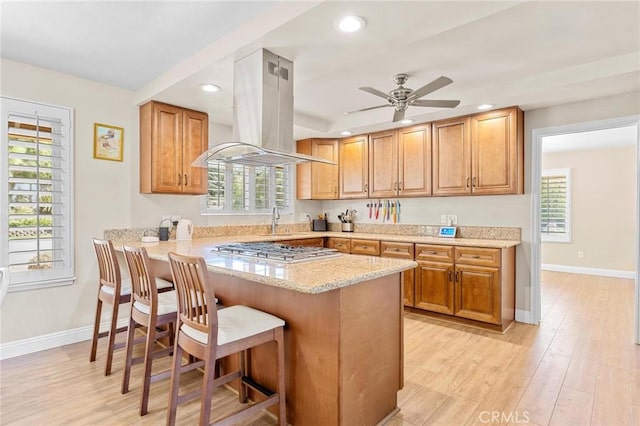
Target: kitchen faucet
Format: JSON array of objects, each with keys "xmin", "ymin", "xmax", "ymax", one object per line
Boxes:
[{"xmin": 271, "ymin": 205, "xmax": 280, "ymax": 235}]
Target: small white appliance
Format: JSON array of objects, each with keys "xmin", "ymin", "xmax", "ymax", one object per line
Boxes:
[{"xmin": 176, "ymin": 219, "xmax": 193, "ymax": 241}]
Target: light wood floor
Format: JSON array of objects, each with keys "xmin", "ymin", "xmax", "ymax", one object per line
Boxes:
[{"xmin": 1, "ymin": 272, "xmax": 638, "ymax": 425}]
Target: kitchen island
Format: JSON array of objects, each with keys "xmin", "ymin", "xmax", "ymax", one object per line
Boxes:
[{"xmin": 114, "ymin": 238, "xmax": 416, "ymax": 425}]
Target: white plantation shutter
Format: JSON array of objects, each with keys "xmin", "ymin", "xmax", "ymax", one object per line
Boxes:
[
  {"xmin": 541, "ymin": 168, "xmax": 571, "ymax": 242},
  {"xmin": 1, "ymin": 97, "xmax": 75, "ymax": 290},
  {"xmin": 204, "ymin": 161, "xmax": 291, "ymax": 214}
]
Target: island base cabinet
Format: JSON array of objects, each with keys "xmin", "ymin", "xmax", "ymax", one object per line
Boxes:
[
  {"xmin": 454, "ymin": 265, "xmax": 501, "ymax": 324},
  {"xmin": 415, "ymin": 262, "xmax": 455, "ymax": 315},
  {"xmin": 207, "ymin": 270, "xmax": 403, "ymax": 426}
]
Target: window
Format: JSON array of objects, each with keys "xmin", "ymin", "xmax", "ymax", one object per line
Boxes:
[
  {"xmin": 1, "ymin": 97, "xmax": 75, "ymax": 290},
  {"xmin": 204, "ymin": 161, "xmax": 291, "ymax": 214},
  {"xmin": 541, "ymin": 168, "xmax": 571, "ymax": 242}
]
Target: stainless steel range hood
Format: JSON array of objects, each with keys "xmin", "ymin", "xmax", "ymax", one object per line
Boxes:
[{"xmin": 193, "ymin": 49, "xmax": 334, "ymax": 167}]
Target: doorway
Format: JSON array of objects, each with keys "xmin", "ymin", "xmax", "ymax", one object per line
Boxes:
[{"xmin": 531, "ymin": 116, "xmax": 640, "ymax": 344}]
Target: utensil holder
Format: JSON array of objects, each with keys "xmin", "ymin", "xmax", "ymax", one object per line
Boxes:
[{"xmin": 341, "ymin": 222, "xmax": 354, "ymax": 232}]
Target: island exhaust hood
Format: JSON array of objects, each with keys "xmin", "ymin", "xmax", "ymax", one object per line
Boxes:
[{"xmin": 192, "ymin": 49, "xmax": 335, "ymax": 167}]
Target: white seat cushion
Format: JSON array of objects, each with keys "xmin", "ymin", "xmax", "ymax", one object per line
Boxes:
[
  {"xmin": 134, "ymin": 290, "xmax": 178, "ymax": 316},
  {"xmin": 101, "ymin": 278, "xmax": 132, "ymax": 296},
  {"xmin": 181, "ymin": 305, "xmax": 284, "ymax": 346}
]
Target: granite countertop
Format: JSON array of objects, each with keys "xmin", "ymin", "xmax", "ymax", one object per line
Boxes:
[{"xmin": 113, "ymin": 239, "xmax": 417, "ymax": 294}]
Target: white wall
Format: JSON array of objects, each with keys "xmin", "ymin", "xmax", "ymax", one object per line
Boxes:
[
  {"xmin": 542, "ymin": 146, "xmax": 637, "ymax": 272},
  {"xmin": 1, "ymin": 57, "xmax": 638, "ymax": 344}
]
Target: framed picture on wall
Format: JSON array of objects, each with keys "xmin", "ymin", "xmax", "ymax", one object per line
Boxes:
[{"xmin": 93, "ymin": 122, "xmax": 124, "ymax": 161}]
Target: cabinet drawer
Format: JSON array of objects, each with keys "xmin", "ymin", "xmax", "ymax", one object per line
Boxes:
[
  {"xmin": 326, "ymin": 237, "xmax": 351, "ymax": 253},
  {"xmin": 415, "ymin": 244, "xmax": 454, "ymax": 262},
  {"xmin": 351, "ymin": 239, "xmax": 381, "ymax": 256},
  {"xmin": 281, "ymin": 238, "xmax": 325, "ymax": 248},
  {"xmin": 455, "ymin": 247, "xmax": 500, "ymax": 267},
  {"xmin": 380, "ymin": 241, "xmax": 414, "ymax": 259}
]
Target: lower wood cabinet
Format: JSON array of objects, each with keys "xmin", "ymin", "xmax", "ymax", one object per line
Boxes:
[
  {"xmin": 322, "ymin": 237, "xmax": 515, "ymax": 331},
  {"xmin": 414, "ymin": 244, "xmax": 514, "ymax": 331}
]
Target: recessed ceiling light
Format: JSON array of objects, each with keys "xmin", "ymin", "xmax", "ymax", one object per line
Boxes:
[
  {"xmin": 399, "ymin": 119, "xmax": 414, "ymax": 125},
  {"xmin": 337, "ymin": 16, "xmax": 366, "ymax": 33},
  {"xmin": 478, "ymin": 104, "xmax": 493, "ymax": 110},
  {"xmin": 340, "ymin": 130, "xmax": 352, "ymax": 136},
  {"xmin": 201, "ymin": 84, "xmax": 221, "ymax": 93}
]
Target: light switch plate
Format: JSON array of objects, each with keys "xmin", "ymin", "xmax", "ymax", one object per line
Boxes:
[
  {"xmin": 446, "ymin": 214, "xmax": 458, "ymax": 225},
  {"xmin": 440, "ymin": 214, "xmax": 447, "ymax": 224}
]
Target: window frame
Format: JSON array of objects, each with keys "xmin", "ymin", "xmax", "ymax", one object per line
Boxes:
[
  {"xmin": 541, "ymin": 167, "xmax": 571, "ymax": 243},
  {"xmin": 201, "ymin": 161, "xmax": 293, "ymax": 215},
  {"xmin": 1, "ymin": 96, "xmax": 75, "ymax": 291}
]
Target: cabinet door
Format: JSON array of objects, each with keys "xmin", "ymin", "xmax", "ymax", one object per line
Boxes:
[
  {"xmin": 470, "ymin": 107, "xmax": 523, "ymax": 195},
  {"xmin": 182, "ymin": 109, "xmax": 208, "ymax": 194},
  {"xmin": 432, "ymin": 116, "xmax": 471, "ymax": 196},
  {"xmin": 312, "ymin": 139, "xmax": 338, "ymax": 199},
  {"xmin": 454, "ymin": 264, "xmax": 501, "ymax": 324},
  {"xmin": 368, "ymin": 130, "xmax": 397, "ymax": 198},
  {"xmin": 398, "ymin": 124, "xmax": 431, "ymax": 197},
  {"xmin": 281, "ymin": 238, "xmax": 325, "ymax": 247},
  {"xmin": 151, "ymin": 103, "xmax": 183, "ymax": 193},
  {"xmin": 415, "ymin": 261, "xmax": 455, "ymax": 314},
  {"xmin": 339, "ymin": 135, "xmax": 369, "ymax": 199},
  {"xmin": 403, "ymin": 268, "xmax": 416, "ymax": 307}
]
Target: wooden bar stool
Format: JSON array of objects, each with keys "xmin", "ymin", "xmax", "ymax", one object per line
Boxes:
[
  {"xmin": 90, "ymin": 238, "xmax": 131, "ymax": 376},
  {"xmin": 166, "ymin": 252, "xmax": 286, "ymax": 426},
  {"xmin": 121, "ymin": 245, "xmax": 177, "ymax": 416}
]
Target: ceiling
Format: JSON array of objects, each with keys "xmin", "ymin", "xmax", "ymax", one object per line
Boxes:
[{"xmin": 2, "ymin": 1, "xmax": 639, "ymax": 140}]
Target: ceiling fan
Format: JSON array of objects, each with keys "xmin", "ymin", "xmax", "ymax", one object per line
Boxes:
[{"xmin": 348, "ymin": 73, "xmax": 460, "ymax": 122}]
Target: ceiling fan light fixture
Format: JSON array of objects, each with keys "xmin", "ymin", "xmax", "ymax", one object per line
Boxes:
[
  {"xmin": 201, "ymin": 83, "xmax": 221, "ymax": 93},
  {"xmin": 340, "ymin": 130, "xmax": 352, "ymax": 136},
  {"xmin": 337, "ymin": 16, "xmax": 366, "ymax": 33},
  {"xmin": 478, "ymin": 103, "xmax": 494, "ymax": 110},
  {"xmin": 399, "ymin": 119, "xmax": 414, "ymax": 125}
]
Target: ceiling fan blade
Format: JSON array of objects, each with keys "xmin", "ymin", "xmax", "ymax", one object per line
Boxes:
[
  {"xmin": 359, "ymin": 87, "xmax": 391, "ymax": 100},
  {"xmin": 411, "ymin": 99, "xmax": 461, "ymax": 108},
  {"xmin": 392, "ymin": 109, "xmax": 405, "ymax": 122},
  {"xmin": 409, "ymin": 76, "xmax": 453, "ymax": 100},
  {"xmin": 346, "ymin": 104, "xmax": 392, "ymax": 115}
]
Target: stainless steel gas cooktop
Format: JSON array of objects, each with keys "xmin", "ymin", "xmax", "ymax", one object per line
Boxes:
[{"xmin": 211, "ymin": 242, "xmax": 341, "ymax": 263}]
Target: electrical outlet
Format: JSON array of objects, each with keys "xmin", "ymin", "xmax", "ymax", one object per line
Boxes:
[
  {"xmin": 577, "ymin": 251, "xmax": 584, "ymax": 259},
  {"xmin": 170, "ymin": 215, "xmax": 181, "ymax": 222},
  {"xmin": 440, "ymin": 214, "xmax": 447, "ymax": 224},
  {"xmin": 299, "ymin": 212, "xmax": 310, "ymax": 222},
  {"xmin": 446, "ymin": 214, "xmax": 458, "ymax": 225}
]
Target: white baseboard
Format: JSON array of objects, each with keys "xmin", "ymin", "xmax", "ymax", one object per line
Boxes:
[
  {"xmin": 515, "ymin": 309, "xmax": 536, "ymax": 324},
  {"xmin": 541, "ymin": 264, "xmax": 635, "ymax": 279},
  {"xmin": 0, "ymin": 318, "xmax": 129, "ymax": 360}
]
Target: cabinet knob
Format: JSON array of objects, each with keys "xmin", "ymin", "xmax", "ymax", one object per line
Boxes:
[
  {"xmin": 429, "ymin": 251, "xmax": 437, "ymax": 255},
  {"xmin": 178, "ymin": 174, "xmax": 182, "ymax": 185},
  {"xmin": 466, "ymin": 177, "xmax": 470, "ymax": 188},
  {"xmin": 472, "ymin": 177, "xmax": 477, "ymax": 187},
  {"xmin": 184, "ymin": 174, "xmax": 188, "ymax": 185},
  {"xmin": 472, "ymin": 255, "xmax": 480, "ymax": 259},
  {"xmin": 448, "ymin": 270, "xmax": 453, "ymax": 282},
  {"xmin": 364, "ymin": 183, "xmax": 368, "ymax": 192}
]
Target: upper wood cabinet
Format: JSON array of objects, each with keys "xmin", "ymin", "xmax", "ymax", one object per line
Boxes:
[
  {"xmin": 397, "ymin": 124, "xmax": 432, "ymax": 197},
  {"xmin": 296, "ymin": 139, "xmax": 338, "ymax": 200},
  {"xmin": 432, "ymin": 116, "xmax": 471, "ymax": 196},
  {"xmin": 339, "ymin": 134, "xmax": 369, "ymax": 199},
  {"xmin": 140, "ymin": 101, "xmax": 208, "ymax": 194},
  {"xmin": 368, "ymin": 124, "xmax": 432, "ymax": 198},
  {"xmin": 432, "ymin": 107, "xmax": 523, "ymax": 196},
  {"xmin": 471, "ymin": 107, "xmax": 524, "ymax": 195}
]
